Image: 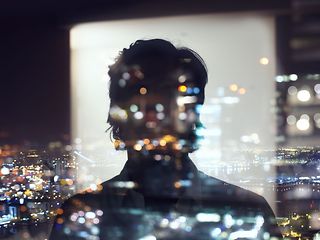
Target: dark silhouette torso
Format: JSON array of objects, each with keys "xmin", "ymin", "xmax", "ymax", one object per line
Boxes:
[{"xmin": 50, "ymin": 158, "xmax": 280, "ymax": 240}]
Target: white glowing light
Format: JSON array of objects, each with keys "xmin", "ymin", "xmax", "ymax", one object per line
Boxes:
[
  {"xmin": 240, "ymin": 133, "xmax": 260, "ymax": 144},
  {"xmin": 110, "ymin": 106, "xmax": 128, "ymax": 120},
  {"xmin": 287, "ymin": 115, "xmax": 296, "ymax": 125},
  {"xmin": 251, "ymin": 133, "xmax": 260, "ymax": 144},
  {"xmin": 90, "ymin": 184, "xmax": 97, "ymax": 191},
  {"xmin": 169, "ymin": 221, "xmax": 179, "ymax": 229},
  {"xmin": 229, "ymin": 215, "xmax": 264, "ymax": 240},
  {"xmin": 196, "ymin": 213, "xmax": 221, "ymax": 222},
  {"xmin": 130, "ymin": 104, "xmax": 138, "ymax": 112},
  {"xmin": 65, "ymin": 145, "xmax": 72, "ymax": 151},
  {"xmin": 178, "ymin": 216, "xmax": 187, "ymax": 223},
  {"xmin": 0, "ymin": 167, "xmax": 9, "ymax": 175},
  {"xmin": 223, "ymin": 97, "xmax": 240, "ymax": 104},
  {"xmin": 224, "ymin": 214, "xmax": 235, "ymax": 228},
  {"xmin": 263, "ymin": 232, "xmax": 270, "ymax": 240},
  {"xmin": 296, "ymin": 119, "xmax": 310, "ymax": 131},
  {"xmin": 297, "ymin": 90, "xmax": 311, "ymax": 102},
  {"xmin": 179, "ymin": 112, "xmax": 187, "ymax": 120},
  {"xmin": 229, "ymin": 229, "xmax": 258, "ymax": 240},
  {"xmin": 289, "ymin": 74, "xmax": 298, "ymax": 81},
  {"xmin": 177, "ymin": 96, "xmax": 197, "ymax": 106},
  {"xmin": 85, "ymin": 212, "xmax": 96, "ymax": 219},
  {"xmin": 314, "ymin": 113, "xmax": 320, "ymax": 128},
  {"xmin": 211, "ymin": 228, "xmax": 222, "ymax": 237},
  {"xmin": 118, "ymin": 79, "xmax": 126, "ymax": 87},
  {"xmin": 236, "ymin": 219, "xmax": 244, "ymax": 226},
  {"xmin": 160, "ymin": 218, "xmax": 169, "ymax": 227},
  {"xmin": 134, "ymin": 111, "xmax": 144, "ymax": 120},
  {"xmin": 178, "ymin": 75, "xmax": 187, "ymax": 83},
  {"xmin": 70, "ymin": 214, "xmax": 78, "ymax": 222},
  {"xmin": 288, "ymin": 86, "xmax": 297, "ymax": 95},
  {"xmin": 314, "ymin": 113, "xmax": 320, "ymax": 122},
  {"xmin": 139, "ymin": 235, "xmax": 156, "ymax": 240},
  {"xmin": 122, "ymin": 72, "xmax": 130, "ymax": 80},
  {"xmin": 259, "ymin": 57, "xmax": 269, "ymax": 65},
  {"xmin": 156, "ymin": 113, "xmax": 165, "ymax": 120},
  {"xmin": 91, "ymin": 226, "xmax": 100, "ymax": 235},
  {"xmin": 54, "ymin": 175, "xmax": 59, "ymax": 182},
  {"xmin": 300, "ymin": 114, "xmax": 310, "ymax": 120},
  {"xmin": 275, "ymin": 75, "xmax": 284, "ymax": 82},
  {"xmin": 155, "ymin": 104, "xmax": 164, "ymax": 112},
  {"xmin": 96, "ymin": 210, "xmax": 103, "ymax": 216},
  {"xmin": 78, "ymin": 217, "xmax": 85, "ymax": 224},
  {"xmin": 241, "ymin": 135, "xmax": 250, "ymax": 142}
]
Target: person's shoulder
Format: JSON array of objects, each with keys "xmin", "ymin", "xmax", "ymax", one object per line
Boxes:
[
  {"xmin": 198, "ymin": 171, "xmax": 272, "ymax": 208},
  {"xmin": 59, "ymin": 173, "xmax": 124, "ymax": 211}
]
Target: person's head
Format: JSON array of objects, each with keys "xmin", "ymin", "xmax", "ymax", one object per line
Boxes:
[{"xmin": 107, "ymin": 39, "xmax": 207, "ymax": 154}]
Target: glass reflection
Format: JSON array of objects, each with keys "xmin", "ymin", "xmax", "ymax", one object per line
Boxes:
[{"xmin": 49, "ymin": 39, "xmax": 280, "ymax": 239}]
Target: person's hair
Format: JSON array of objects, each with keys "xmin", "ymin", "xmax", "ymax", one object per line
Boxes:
[{"xmin": 107, "ymin": 38, "xmax": 208, "ymax": 142}]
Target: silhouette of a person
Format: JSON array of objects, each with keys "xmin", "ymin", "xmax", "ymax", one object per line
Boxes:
[{"xmin": 50, "ymin": 39, "xmax": 281, "ymax": 239}]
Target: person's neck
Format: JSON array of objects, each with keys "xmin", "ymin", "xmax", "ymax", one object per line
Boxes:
[
  {"xmin": 124, "ymin": 149, "xmax": 196, "ymax": 180},
  {"xmin": 123, "ymin": 149, "xmax": 198, "ymax": 196}
]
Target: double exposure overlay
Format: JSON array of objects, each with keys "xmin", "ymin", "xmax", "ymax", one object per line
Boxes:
[{"xmin": 1, "ymin": 12, "xmax": 320, "ymax": 240}]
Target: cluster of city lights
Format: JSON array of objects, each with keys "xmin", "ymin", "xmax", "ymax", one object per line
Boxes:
[
  {"xmin": 278, "ymin": 73, "xmax": 320, "ymax": 136},
  {"xmin": 287, "ymin": 84, "xmax": 320, "ymax": 103},
  {"xmin": 56, "ymin": 208, "xmax": 103, "ymax": 239},
  {"xmin": 55, "ymin": 206, "xmax": 281, "ymax": 240},
  {"xmin": 275, "ymin": 74, "xmax": 299, "ymax": 83},
  {"xmin": 0, "ymin": 145, "xmax": 76, "ymax": 237},
  {"xmin": 286, "ymin": 113, "xmax": 320, "ymax": 131},
  {"xmin": 229, "ymin": 84, "xmax": 246, "ymax": 95},
  {"xmin": 278, "ymin": 212, "xmax": 320, "ymax": 239}
]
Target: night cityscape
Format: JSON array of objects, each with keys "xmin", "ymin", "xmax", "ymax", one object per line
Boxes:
[
  {"xmin": 0, "ymin": 144, "xmax": 76, "ymax": 239},
  {"xmin": 1, "ymin": 0, "xmax": 320, "ymax": 239},
  {"xmin": 0, "ymin": 143, "xmax": 320, "ymax": 239}
]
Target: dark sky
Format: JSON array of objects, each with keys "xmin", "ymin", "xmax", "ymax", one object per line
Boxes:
[{"xmin": 0, "ymin": 23, "xmax": 70, "ymax": 144}]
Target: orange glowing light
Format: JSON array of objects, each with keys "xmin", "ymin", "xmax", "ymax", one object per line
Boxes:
[
  {"xmin": 146, "ymin": 144, "xmax": 154, "ymax": 150},
  {"xmin": 114, "ymin": 139, "xmax": 121, "ymax": 149},
  {"xmin": 56, "ymin": 208, "xmax": 64, "ymax": 215},
  {"xmin": 173, "ymin": 143, "xmax": 182, "ymax": 150},
  {"xmin": 20, "ymin": 206, "xmax": 27, "ymax": 212},
  {"xmin": 66, "ymin": 179, "xmax": 74, "ymax": 185},
  {"xmin": 139, "ymin": 87, "xmax": 147, "ymax": 95},
  {"xmin": 174, "ymin": 181, "xmax": 182, "ymax": 188},
  {"xmin": 97, "ymin": 184, "xmax": 103, "ymax": 191},
  {"xmin": 238, "ymin": 88, "xmax": 246, "ymax": 95},
  {"xmin": 57, "ymin": 218, "xmax": 64, "ymax": 224}
]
